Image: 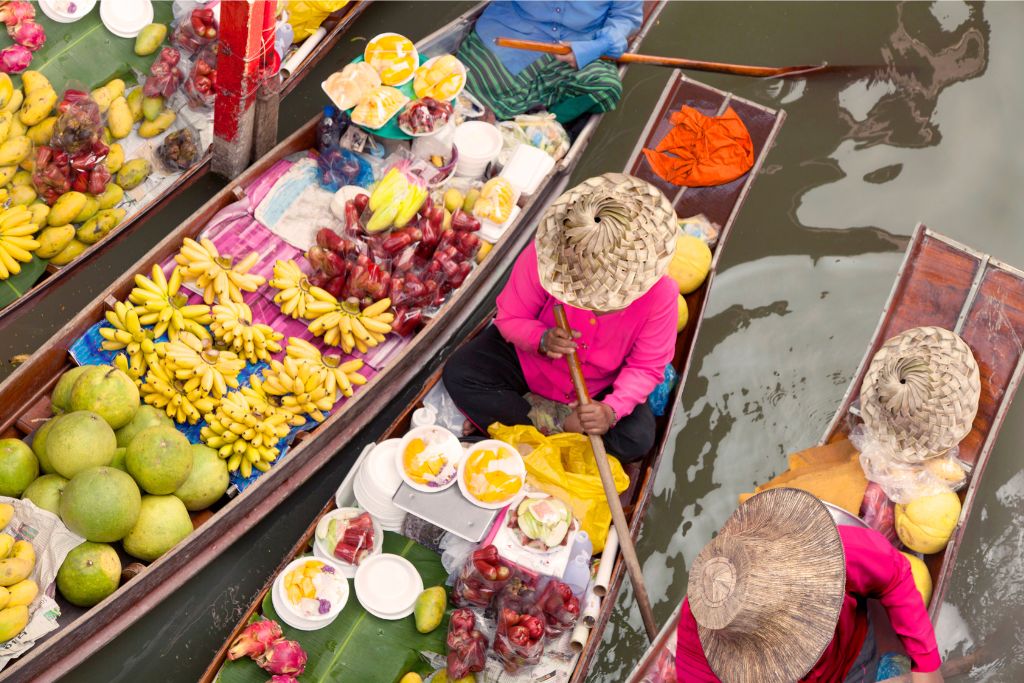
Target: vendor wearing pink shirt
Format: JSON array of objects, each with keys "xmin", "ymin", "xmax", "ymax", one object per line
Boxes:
[
  {"xmin": 444, "ymin": 173, "xmax": 679, "ymax": 461},
  {"xmin": 676, "ymin": 488, "xmax": 943, "ymax": 683}
]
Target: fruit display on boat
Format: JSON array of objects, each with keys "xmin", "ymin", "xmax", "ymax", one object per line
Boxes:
[
  {"xmin": 0, "ymin": 2, "xmax": 45, "ymax": 73},
  {"xmin": 128, "ymin": 264, "xmax": 213, "ymax": 341},
  {"xmin": 473, "ymin": 177, "xmax": 516, "ymax": 225},
  {"xmin": 209, "ymin": 301, "xmax": 283, "ymax": 363},
  {"xmin": 0, "ymin": 204, "xmax": 39, "ymax": 279},
  {"xmin": 413, "ymin": 55, "xmax": 466, "ymax": 101},
  {"xmin": 200, "ymin": 391, "xmax": 291, "ymax": 478},
  {"xmin": 285, "ymin": 337, "xmax": 367, "ymax": 398},
  {"xmin": 363, "ymin": 33, "xmax": 418, "ymax": 87}
]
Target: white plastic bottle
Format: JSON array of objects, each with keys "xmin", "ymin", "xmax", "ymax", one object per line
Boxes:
[{"xmin": 561, "ymin": 530, "xmax": 593, "ymax": 597}]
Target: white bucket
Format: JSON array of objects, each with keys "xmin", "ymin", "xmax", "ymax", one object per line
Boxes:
[{"xmin": 453, "ymin": 121, "xmax": 503, "ymax": 178}]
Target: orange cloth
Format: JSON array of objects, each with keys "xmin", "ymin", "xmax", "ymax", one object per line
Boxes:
[{"xmin": 642, "ymin": 105, "xmax": 754, "ymax": 187}]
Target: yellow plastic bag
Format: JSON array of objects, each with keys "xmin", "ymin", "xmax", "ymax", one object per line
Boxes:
[
  {"xmin": 489, "ymin": 424, "xmax": 629, "ymax": 553},
  {"xmin": 286, "ymin": 1, "xmax": 349, "ymax": 43}
]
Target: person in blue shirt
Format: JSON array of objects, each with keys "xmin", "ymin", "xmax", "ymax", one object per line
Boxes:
[{"xmin": 458, "ymin": 1, "xmax": 643, "ymax": 124}]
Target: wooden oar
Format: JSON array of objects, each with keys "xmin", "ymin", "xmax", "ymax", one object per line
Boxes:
[
  {"xmin": 495, "ymin": 37, "xmax": 828, "ymax": 78},
  {"xmin": 553, "ymin": 304, "xmax": 658, "ymax": 641}
]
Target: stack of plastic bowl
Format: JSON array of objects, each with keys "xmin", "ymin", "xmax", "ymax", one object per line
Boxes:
[{"xmin": 349, "ymin": 439, "xmax": 407, "ymax": 531}]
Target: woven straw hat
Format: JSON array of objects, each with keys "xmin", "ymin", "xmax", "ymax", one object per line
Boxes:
[
  {"xmin": 860, "ymin": 326, "xmax": 980, "ymax": 464},
  {"xmin": 688, "ymin": 488, "xmax": 846, "ymax": 683},
  {"xmin": 534, "ymin": 173, "xmax": 677, "ymax": 311}
]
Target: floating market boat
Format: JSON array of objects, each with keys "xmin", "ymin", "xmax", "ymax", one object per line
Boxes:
[
  {"xmin": 201, "ymin": 72, "xmax": 785, "ymax": 682},
  {"xmin": 0, "ymin": 1, "xmax": 371, "ymax": 329},
  {"xmin": 0, "ymin": 3, "xmax": 666, "ymax": 679},
  {"xmin": 627, "ymin": 224, "xmax": 1024, "ymax": 682}
]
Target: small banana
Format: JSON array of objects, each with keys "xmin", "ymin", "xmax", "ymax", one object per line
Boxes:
[
  {"xmin": 269, "ymin": 259, "xmax": 338, "ymax": 319},
  {"xmin": 173, "ymin": 237, "xmax": 265, "ymax": 304},
  {"xmin": 210, "ymin": 301, "xmax": 283, "ymax": 363},
  {"xmin": 0, "ymin": 205, "xmax": 38, "ymax": 280},
  {"xmin": 200, "ymin": 392, "xmax": 291, "ymax": 479},
  {"xmin": 260, "ymin": 356, "xmax": 336, "ymax": 422},
  {"xmin": 128, "ymin": 263, "xmax": 212, "ymax": 341},
  {"xmin": 162, "ymin": 331, "xmax": 245, "ymax": 398},
  {"xmin": 139, "ymin": 362, "xmax": 219, "ymax": 424},
  {"xmin": 99, "ymin": 300, "xmax": 161, "ymax": 382},
  {"xmin": 285, "ymin": 337, "xmax": 367, "ymax": 398}
]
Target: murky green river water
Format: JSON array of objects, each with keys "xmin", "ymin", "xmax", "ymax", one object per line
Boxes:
[{"xmin": 8, "ymin": 2, "xmax": 1020, "ymax": 681}]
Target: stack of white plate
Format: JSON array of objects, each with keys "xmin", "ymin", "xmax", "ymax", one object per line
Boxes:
[
  {"xmin": 348, "ymin": 439, "xmax": 407, "ymax": 531},
  {"xmin": 353, "ymin": 554, "xmax": 423, "ymax": 620}
]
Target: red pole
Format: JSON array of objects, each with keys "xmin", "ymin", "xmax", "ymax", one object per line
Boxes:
[{"xmin": 213, "ymin": 0, "xmax": 272, "ymax": 178}]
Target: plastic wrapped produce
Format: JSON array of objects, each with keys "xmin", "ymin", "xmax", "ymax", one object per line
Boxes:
[
  {"xmin": 445, "ymin": 608, "xmax": 488, "ymax": 679},
  {"xmin": 493, "ymin": 581, "xmax": 545, "ymax": 673},
  {"xmin": 536, "ymin": 578, "xmax": 580, "ymax": 637},
  {"xmin": 451, "ymin": 544, "xmax": 510, "ymax": 609}
]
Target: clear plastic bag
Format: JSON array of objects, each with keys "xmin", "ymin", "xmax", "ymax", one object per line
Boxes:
[
  {"xmin": 423, "ymin": 381, "xmax": 467, "ymax": 434},
  {"xmin": 497, "ymin": 113, "xmax": 570, "ymax": 164},
  {"xmin": 493, "ymin": 580, "xmax": 545, "ymax": 673},
  {"xmin": 446, "ymin": 608, "xmax": 489, "ymax": 679},
  {"xmin": 852, "ymin": 424, "xmax": 971, "ymax": 504},
  {"xmin": 535, "ymin": 577, "xmax": 580, "ymax": 638},
  {"xmin": 183, "ymin": 44, "xmax": 218, "ymax": 110},
  {"xmin": 451, "ymin": 544, "xmax": 511, "ymax": 609}
]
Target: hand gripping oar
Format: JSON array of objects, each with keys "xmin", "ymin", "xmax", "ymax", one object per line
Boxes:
[
  {"xmin": 495, "ymin": 37, "xmax": 828, "ymax": 78},
  {"xmin": 553, "ymin": 304, "xmax": 658, "ymax": 641}
]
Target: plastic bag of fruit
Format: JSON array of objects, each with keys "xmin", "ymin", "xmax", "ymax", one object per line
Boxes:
[
  {"xmin": 171, "ymin": 4, "xmax": 218, "ymax": 55},
  {"xmin": 53, "ymin": 89, "xmax": 103, "ymax": 154},
  {"xmin": 493, "ymin": 580, "xmax": 546, "ymax": 673},
  {"xmin": 156, "ymin": 124, "xmax": 202, "ymax": 173},
  {"xmin": 183, "ymin": 43, "xmax": 218, "ymax": 110},
  {"xmin": 450, "ymin": 544, "xmax": 511, "ymax": 609},
  {"xmin": 144, "ymin": 47, "xmax": 186, "ymax": 98},
  {"xmin": 535, "ymin": 577, "xmax": 580, "ymax": 637},
  {"xmin": 445, "ymin": 608, "xmax": 489, "ymax": 680}
]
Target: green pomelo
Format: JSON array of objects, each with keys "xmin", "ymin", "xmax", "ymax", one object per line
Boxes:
[
  {"xmin": 68, "ymin": 365, "xmax": 140, "ymax": 429},
  {"xmin": 51, "ymin": 365, "xmax": 91, "ymax": 414},
  {"xmin": 30, "ymin": 418, "xmax": 56, "ymax": 474},
  {"xmin": 59, "ymin": 467, "xmax": 141, "ymax": 542},
  {"xmin": 46, "ymin": 411, "xmax": 116, "ymax": 478},
  {"xmin": 0, "ymin": 439, "xmax": 38, "ymax": 497},
  {"xmin": 173, "ymin": 444, "xmax": 228, "ymax": 511},
  {"xmin": 122, "ymin": 495, "xmax": 193, "ymax": 561},
  {"xmin": 110, "ymin": 447, "xmax": 127, "ymax": 472},
  {"xmin": 126, "ymin": 427, "xmax": 192, "ymax": 495},
  {"xmin": 56, "ymin": 541, "xmax": 121, "ymax": 607},
  {"xmin": 115, "ymin": 405, "xmax": 173, "ymax": 448},
  {"xmin": 21, "ymin": 473, "xmax": 69, "ymax": 515}
]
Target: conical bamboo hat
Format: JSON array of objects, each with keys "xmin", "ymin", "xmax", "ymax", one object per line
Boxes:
[
  {"xmin": 860, "ymin": 326, "xmax": 980, "ymax": 463},
  {"xmin": 687, "ymin": 488, "xmax": 846, "ymax": 683},
  {"xmin": 535, "ymin": 173, "xmax": 677, "ymax": 311}
]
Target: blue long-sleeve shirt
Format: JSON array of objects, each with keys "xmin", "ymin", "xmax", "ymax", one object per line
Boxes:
[{"xmin": 475, "ymin": 1, "xmax": 643, "ymax": 76}]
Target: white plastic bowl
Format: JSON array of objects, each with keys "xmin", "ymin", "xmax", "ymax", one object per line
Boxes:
[
  {"xmin": 313, "ymin": 508, "xmax": 384, "ymax": 578},
  {"xmin": 396, "ymin": 425, "xmax": 463, "ymax": 492},
  {"xmin": 453, "ymin": 121, "xmax": 502, "ymax": 178},
  {"xmin": 353, "ymin": 553, "xmax": 423, "ymax": 619},
  {"xmin": 457, "ymin": 439, "xmax": 526, "ymax": 510},
  {"xmin": 272, "ymin": 557, "xmax": 349, "ymax": 630}
]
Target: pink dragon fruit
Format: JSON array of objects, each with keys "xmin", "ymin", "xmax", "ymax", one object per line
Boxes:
[
  {"xmin": 269, "ymin": 677, "xmax": 299, "ymax": 683},
  {"xmin": 226, "ymin": 619, "xmax": 284, "ymax": 661},
  {"xmin": 0, "ymin": 44, "xmax": 31, "ymax": 73},
  {"xmin": 257, "ymin": 639, "xmax": 307, "ymax": 677},
  {"xmin": 0, "ymin": 1, "xmax": 34, "ymax": 27},
  {"xmin": 9, "ymin": 20, "xmax": 45, "ymax": 51}
]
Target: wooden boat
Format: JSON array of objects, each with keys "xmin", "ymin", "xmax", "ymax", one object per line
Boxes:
[
  {"xmin": 0, "ymin": 1, "xmax": 372, "ymax": 331},
  {"xmin": 0, "ymin": 3, "xmax": 665, "ymax": 680},
  {"xmin": 627, "ymin": 225, "xmax": 1024, "ymax": 682},
  {"xmin": 201, "ymin": 71, "xmax": 785, "ymax": 682}
]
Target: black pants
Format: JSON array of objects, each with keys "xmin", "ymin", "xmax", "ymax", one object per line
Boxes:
[{"xmin": 443, "ymin": 326, "xmax": 656, "ymax": 462}]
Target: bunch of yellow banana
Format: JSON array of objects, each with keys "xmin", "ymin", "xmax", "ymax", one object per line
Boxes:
[
  {"xmin": 162, "ymin": 330, "xmax": 245, "ymax": 398},
  {"xmin": 259, "ymin": 356, "xmax": 336, "ymax": 422},
  {"xmin": 241, "ymin": 377, "xmax": 307, "ymax": 428},
  {"xmin": 209, "ymin": 301, "xmax": 283, "ymax": 363},
  {"xmin": 268, "ymin": 259, "xmax": 338, "ymax": 319},
  {"xmin": 0, "ymin": 205, "xmax": 39, "ymax": 280},
  {"xmin": 99, "ymin": 301, "xmax": 162, "ymax": 382},
  {"xmin": 128, "ymin": 263, "xmax": 212, "ymax": 341},
  {"xmin": 139, "ymin": 363, "xmax": 218, "ymax": 424},
  {"xmin": 200, "ymin": 391, "xmax": 291, "ymax": 478},
  {"xmin": 174, "ymin": 237, "xmax": 265, "ymax": 304},
  {"xmin": 0, "ymin": 532, "xmax": 37, "ymax": 643},
  {"xmin": 307, "ymin": 297, "xmax": 395, "ymax": 354},
  {"xmin": 285, "ymin": 337, "xmax": 367, "ymax": 398}
]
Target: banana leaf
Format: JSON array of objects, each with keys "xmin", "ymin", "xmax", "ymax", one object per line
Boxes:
[
  {"xmin": 0, "ymin": 255, "xmax": 47, "ymax": 308},
  {"xmin": 22, "ymin": 3, "xmax": 174, "ymax": 91},
  {"xmin": 217, "ymin": 533, "xmax": 450, "ymax": 683}
]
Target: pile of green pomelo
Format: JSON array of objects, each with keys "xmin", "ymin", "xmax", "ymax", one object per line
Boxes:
[{"xmin": 0, "ymin": 364, "xmax": 229, "ymax": 608}]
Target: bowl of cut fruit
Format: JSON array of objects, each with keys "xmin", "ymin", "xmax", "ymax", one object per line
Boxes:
[
  {"xmin": 272, "ymin": 558, "xmax": 350, "ymax": 630},
  {"xmin": 458, "ymin": 439, "xmax": 526, "ymax": 509},
  {"xmin": 397, "ymin": 425, "xmax": 463, "ymax": 492},
  {"xmin": 313, "ymin": 508, "xmax": 383, "ymax": 577}
]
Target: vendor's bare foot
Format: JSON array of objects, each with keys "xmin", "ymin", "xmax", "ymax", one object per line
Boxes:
[
  {"xmin": 462, "ymin": 420, "xmax": 475, "ymax": 436},
  {"xmin": 563, "ymin": 411, "xmax": 583, "ymax": 434}
]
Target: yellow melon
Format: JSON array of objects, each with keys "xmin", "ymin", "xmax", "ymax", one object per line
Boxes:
[
  {"xmin": 901, "ymin": 551, "xmax": 933, "ymax": 607},
  {"xmin": 668, "ymin": 234, "xmax": 712, "ymax": 294},
  {"xmin": 677, "ymin": 294, "xmax": 689, "ymax": 332}
]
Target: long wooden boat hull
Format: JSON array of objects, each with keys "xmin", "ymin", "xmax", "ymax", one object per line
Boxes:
[
  {"xmin": 201, "ymin": 69, "xmax": 785, "ymax": 683},
  {"xmin": 0, "ymin": 4, "xmax": 664, "ymax": 680},
  {"xmin": 627, "ymin": 225, "xmax": 1024, "ymax": 681},
  {"xmin": 0, "ymin": 1, "xmax": 371, "ymax": 333}
]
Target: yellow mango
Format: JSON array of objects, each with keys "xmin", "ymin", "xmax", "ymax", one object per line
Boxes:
[
  {"xmin": 10, "ymin": 169, "xmax": 30, "ymax": 187},
  {"xmin": 20, "ymin": 71, "xmax": 50, "ymax": 95},
  {"xmin": 0, "ymin": 89, "xmax": 22, "ymax": 115},
  {"xmin": 48, "ymin": 238, "xmax": 87, "ymax": 266},
  {"xmin": 0, "ymin": 605, "xmax": 28, "ymax": 643},
  {"xmin": 126, "ymin": 88, "xmax": 144, "ymax": 122},
  {"xmin": 8, "ymin": 115, "xmax": 25, "ymax": 139},
  {"xmin": 115, "ymin": 159, "xmax": 151, "ymax": 190},
  {"xmin": 0, "ymin": 112, "xmax": 12, "ymax": 144},
  {"xmin": 8, "ymin": 185, "xmax": 35, "ymax": 206},
  {"xmin": 73, "ymin": 196, "xmax": 100, "ymax": 224},
  {"xmin": 76, "ymin": 208, "xmax": 125, "ymax": 244},
  {"xmin": 96, "ymin": 183, "xmax": 124, "ymax": 209},
  {"xmin": 28, "ymin": 202, "xmax": 49, "ymax": 225},
  {"xmin": 134, "ymin": 23, "xmax": 167, "ymax": 56},
  {"xmin": 48, "ymin": 192, "xmax": 88, "ymax": 226},
  {"xmin": 137, "ymin": 110, "xmax": 175, "ymax": 138},
  {"xmin": 19, "ymin": 87, "xmax": 57, "ymax": 126},
  {"xmin": 0, "ymin": 552, "xmax": 31, "ymax": 587},
  {"xmin": 0, "ymin": 74, "xmax": 12, "ymax": 110},
  {"xmin": 0, "ymin": 165, "xmax": 16, "ymax": 186},
  {"xmin": 0, "ymin": 506, "xmax": 11, "ymax": 530},
  {"xmin": 90, "ymin": 79, "xmax": 125, "ymax": 114},
  {"xmin": 107, "ymin": 97, "xmax": 133, "ymax": 139},
  {"xmin": 0, "ymin": 534, "xmax": 13, "ymax": 558},
  {"xmin": 26, "ymin": 115, "xmax": 56, "ymax": 146},
  {"xmin": 34, "ymin": 225, "xmax": 75, "ymax": 259},
  {"xmin": 5, "ymin": 579, "xmax": 36, "ymax": 607},
  {"xmin": 0, "ymin": 135, "xmax": 32, "ymax": 166},
  {"xmin": 0, "ymin": 587, "xmax": 8, "ymax": 612},
  {"xmin": 104, "ymin": 143, "xmax": 124, "ymax": 174}
]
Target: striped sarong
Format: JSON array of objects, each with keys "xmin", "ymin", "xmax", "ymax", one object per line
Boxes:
[{"xmin": 457, "ymin": 30, "xmax": 623, "ymax": 124}]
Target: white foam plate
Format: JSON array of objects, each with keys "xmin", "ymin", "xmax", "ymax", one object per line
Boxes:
[
  {"xmin": 100, "ymin": 0, "xmax": 153, "ymax": 37},
  {"xmin": 396, "ymin": 425, "xmax": 463, "ymax": 493},
  {"xmin": 366, "ymin": 439, "xmax": 404, "ymax": 495},
  {"xmin": 271, "ymin": 558, "xmax": 349, "ymax": 630},
  {"xmin": 354, "ymin": 553, "xmax": 422, "ymax": 619},
  {"xmin": 457, "ymin": 439, "xmax": 526, "ymax": 510},
  {"xmin": 353, "ymin": 475, "xmax": 406, "ymax": 520},
  {"xmin": 313, "ymin": 508, "xmax": 384, "ymax": 578},
  {"xmin": 39, "ymin": 0, "xmax": 97, "ymax": 23}
]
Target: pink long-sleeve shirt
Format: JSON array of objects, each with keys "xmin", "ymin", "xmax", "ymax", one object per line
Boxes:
[
  {"xmin": 675, "ymin": 525, "xmax": 942, "ymax": 681},
  {"xmin": 494, "ymin": 241, "xmax": 678, "ymax": 419}
]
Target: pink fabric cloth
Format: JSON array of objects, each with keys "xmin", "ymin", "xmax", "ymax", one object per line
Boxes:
[
  {"xmin": 675, "ymin": 525, "xmax": 942, "ymax": 681},
  {"xmin": 493, "ymin": 241, "xmax": 677, "ymax": 419}
]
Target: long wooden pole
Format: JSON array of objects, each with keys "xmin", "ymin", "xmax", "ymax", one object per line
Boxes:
[
  {"xmin": 494, "ymin": 37, "xmax": 828, "ymax": 78},
  {"xmin": 553, "ymin": 305, "xmax": 658, "ymax": 641}
]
